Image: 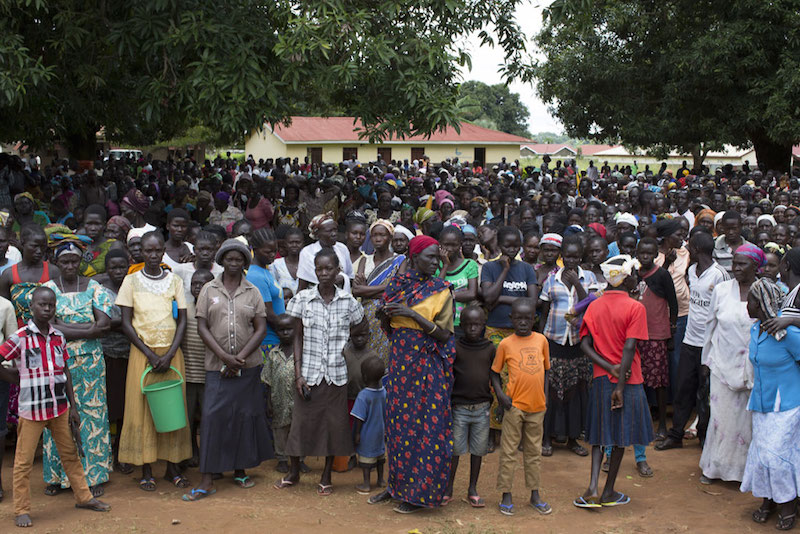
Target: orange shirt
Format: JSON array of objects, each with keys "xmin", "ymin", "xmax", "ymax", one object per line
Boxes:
[{"xmin": 492, "ymin": 333, "xmax": 550, "ymax": 413}]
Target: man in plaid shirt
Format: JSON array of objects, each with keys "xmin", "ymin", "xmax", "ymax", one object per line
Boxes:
[{"xmin": 0, "ymin": 286, "xmax": 110, "ymax": 528}]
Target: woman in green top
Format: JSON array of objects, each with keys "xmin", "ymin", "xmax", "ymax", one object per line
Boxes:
[{"xmin": 438, "ymin": 225, "xmax": 478, "ymax": 338}]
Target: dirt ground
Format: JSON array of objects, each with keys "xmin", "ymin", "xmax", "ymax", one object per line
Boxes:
[{"xmin": 0, "ymin": 437, "xmax": 766, "ymax": 534}]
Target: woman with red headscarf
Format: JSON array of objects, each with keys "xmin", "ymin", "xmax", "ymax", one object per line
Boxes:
[{"xmin": 368, "ymin": 235, "xmax": 456, "ymax": 514}]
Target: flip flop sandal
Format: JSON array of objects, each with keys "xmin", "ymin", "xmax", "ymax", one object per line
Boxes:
[
  {"xmin": 234, "ymin": 476, "xmax": 255, "ymax": 489},
  {"xmin": 498, "ymin": 502, "xmax": 515, "ymax": 516},
  {"xmin": 541, "ymin": 445, "xmax": 554, "ymax": 457},
  {"xmin": 531, "ymin": 502, "xmax": 552, "ymax": 515},
  {"xmin": 273, "ymin": 477, "xmax": 295, "ymax": 490},
  {"xmin": 317, "ymin": 483, "xmax": 333, "ymax": 496},
  {"xmin": 169, "ymin": 475, "xmax": 191, "ymax": 488},
  {"xmin": 573, "ymin": 496, "xmax": 602, "ymax": 509},
  {"xmin": 90, "ymin": 485, "xmax": 105, "ymax": 497},
  {"xmin": 368, "ymin": 490, "xmax": 393, "ymax": 505},
  {"xmin": 601, "ymin": 493, "xmax": 631, "ymax": 507},
  {"xmin": 464, "ymin": 495, "xmax": 486, "ymax": 508},
  {"xmin": 394, "ymin": 502, "xmax": 424, "ymax": 514},
  {"xmin": 637, "ymin": 463, "xmax": 654, "ymax": 478},
  {"xmin": 139, "ymin": 478, "xmax": 156, "ymax": 492},
  {"xmin": 440, "ymin": 495, "xmax": 452, "ymax": 506},
  {"xmin": 44, "ymin": 484, "xmax": 64, "ymax": 496},
  {"xmin": 752, "ymin": 506, "xmax": 775, "ymax": 524},
  {"xmin": 570, "ymin": 444, "xmax": 589, "ymax": 456},
  {"xmin": 777, "ymin": 512, "xmax": 797, "ymax": 531},
  {"xmin": 182, "ymin": 488, "xmax": 217, "ymax": 502}
]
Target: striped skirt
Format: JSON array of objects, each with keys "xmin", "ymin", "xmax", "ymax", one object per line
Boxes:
[{"xmin": 586, "ymin": 376, "xmax": 655, "ymax": 447}]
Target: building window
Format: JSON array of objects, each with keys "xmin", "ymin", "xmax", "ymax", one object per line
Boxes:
[
  {"xmin": 377, "ymin": 147, "xmax": 392, "ymax": 163},
  {"xmin": 343, "ymin": 147, "xmax": 358, "ymax": 162}
]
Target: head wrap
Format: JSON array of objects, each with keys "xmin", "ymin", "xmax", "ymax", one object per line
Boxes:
[
  {"xmin": 369, "ymin": 219, "xmax": 395, "ymax": 236},
  {"xmin": 107, "ymin": 215, "xmax": 132, "ymax": 237},
  {"xmin": 601, "ymin": 255, "xmax": 641, "ymax": 288},
  {"xmin": 54, "ymin": 241, "xmax": 84, "ymax": 259},
  {"xmin": 757, "ymin": 214, "xmax": 777, "ymax": 227},
  {"xmin": 461, "ymin": 224, "xmax": 477, "ymax": 236},
  {"xmin": 614, "ymin": 212, "xmax": 639, "ymax": 228},
  {"xmin": 45, "ymin": 224, "xmax": 92, "ymax": 249},
  {"xmin": 122, "ymin": 189, "xmax": 150, "ymax": 214},
  {"xmin": 749, "ymin": 278, "xmax": 786, "ymax": 340},
  {"xmin": 408, "ymin": 235, "xmax": 438, "ymax": 257},
  {"xmin": 541, "ymin": 233, "xmax": 563, "ymax": 248},
  {"xmin": 14, "ymin": 192, "xmax": 36, "ymax": 205},
  {"xmin": 470, "ymin": 196, "xmax": 489, "ymax": 210},
  {"xmin": 414, "ymin": 207, "xmax": 435, "ymax": 224},
  {"xmin": 393, "ymin": 225, "xmax": 415, "ymax": 241},
  {"xmin": 734, "ymin": 243, "xmax": 767, "ymax": 268},
  {"xmin": 357, "ymin": 185, "xmax": 372, "ymax": 200},
  {"xmin": 308, "ymin": 211, "xmax": 335, "ymax": 240},
  {"xmin": 215, "ymin": 191, "xmax": 230, "ymax": 203},
  {"xmin": 714, "ymin": 211, "xmax": 725, "ymax": 225},
  {"xmin": 655, "ymin": 219, "xmax": 682, "ymax": 239},
  {"xmin": 384, "ymin": 173, "xmax": 395, "ymax": 182},
  {"xmin": 439, "ymin": 198, "xmax": 455, "ymax": 209},
  {"xmin": 127, "ymin": 226, "xmax": 149, "ymax": 244},
  {"xmin": 564, "ymin": 225, "xmax": 584, "ymax": 237},
  {"xmin": 696, "ymin": 208, "xmax": 716, "ymax": 222},
  {"xmin": 764, "ymin": 242, "xmax": 785, "ymax": 256},
  {"xmin": 587, "ymin": 222, "xmax": 607, "ymax": 239},
  {"xmin": 434, "ymin": 189, "xmax": 454, "ymax": 205},
  {"xmin": 215, "ymin": 238, "xmax": 251, "ymax": 269}
]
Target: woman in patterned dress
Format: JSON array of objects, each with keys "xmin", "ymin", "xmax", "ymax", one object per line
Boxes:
[
  {"xmin": 353, "ymin": 219, "xmax": 406, "ymax": 366},
  {"xmin": 368, "ymin": 235, "xmax": 455, "ymax": 514},
  {"xmin": 42, "ymin": 241, "xmax": 113, "ymax": 497}
]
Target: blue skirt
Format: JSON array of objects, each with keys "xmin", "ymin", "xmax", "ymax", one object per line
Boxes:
[{"xmin": 586, "ymin": 376, "xmax": 654, "ymax": 447}]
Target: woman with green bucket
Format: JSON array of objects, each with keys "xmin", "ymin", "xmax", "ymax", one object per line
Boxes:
[
  {"xmin": 116, "ymin": 231, "xmax": 192, "ymax": 492},
  {"xmin": 182, "ymin": 238, "xmax": 273, "ymax": 501}
]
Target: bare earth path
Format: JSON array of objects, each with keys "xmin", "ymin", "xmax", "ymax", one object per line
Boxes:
[{"xmin": 0, "ymin": 439, "xmax": 761, "ymax": 533}]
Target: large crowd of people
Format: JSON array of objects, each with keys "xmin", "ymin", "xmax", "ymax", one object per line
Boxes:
[{"xmin": 0, "ymin": 150, "xmax": 799, "ymax": 528}]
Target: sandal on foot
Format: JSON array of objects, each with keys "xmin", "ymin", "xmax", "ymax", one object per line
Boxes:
[
  {"xmin": 570, "ymin": 443, "xmax": 589, "ymax": 457},
  {"xmin": 636, "ymin": 461, "xmax": 654, "ymax": 478},
  {"xmin": 167, "ymin": 475, "xmax": 191, "ymax": 488},
  {"xmin": 394, "ymin": 501, "xmax": 424, "ymax": 514},
  {"xmin": 531, "ymin": 501, "xmax": 552, "ymax": 515},
  {"xmin": 115, "ymin": 462, "xmax": 134, "ymax": 475},
  {"xmin": 753, "ymin": 506, "xmax": 776, "ymax": 524},
  {"xmin": 440, "ymin": 495, "xmax": 452, "ymax": 506},
  {"xmin": 368, "ymin": 490, "xmax": 392, "ymax": 505},
  {"xmin": 317, "ymin": 483, "xmax": 333, "ymax": 496},
  {"xmin": 601, "ymin": 493, "xmax": 631, "ymax": 507},
  {"xmin": 777, "ymin": 504, "xmax": 797, "ymax": 531},
  {"xmin": 355, "ymin": 485, "xmax": 372, "ymax": 495},
  {"xmin": 464, "ymin": 495, "xmax": 485, "ymax": 508},
  {"xmin": 90, "ymin": 485, "xmax": 105, "ymax": 497},
  {"xmin": 44, "ymin": 484, "xmax": 64, "ymax": 496},
  {"xmin": 601, "ymin": 459, "xmax": 610, "ymax": 473},
  {"xmin": 573, "ymin": 496, "xmax": 602, "ymax": 509},
  {"xmin": 75, "ymin": 498, "xmax": 111, "ymax": 512},
  {"xmin": 498, "ymin": 502, "xmax": 515, "ymax": 516},
  {"xmin": 182, "ymin": 488, "xmax": 217, "ymax": 502},
  {"xmin": 234, "ymin": 476, "xmax": 255, "ymax": 489},
  {"xmin": 139, "ymin": 478, "xmax": 156, "ymax": 492},
  {"xmin": 273, "ymin": 477, "xmax": 295, "ymax": 490},
  {"xmin": 541, "ymin": 445, "xmax": 553, "ymax": 457}
]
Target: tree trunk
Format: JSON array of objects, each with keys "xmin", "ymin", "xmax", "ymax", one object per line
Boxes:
[
  {"xmin": 691, "ymin": 144, "xmax": 704, "ymax": 173},
  {"xmin": 749, "ymin": 129, "xmax": 793, "ymax": 173}
]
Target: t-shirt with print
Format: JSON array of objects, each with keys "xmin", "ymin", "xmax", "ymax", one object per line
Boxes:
[
  {"xmin": 481, "ymin": 260, "xmax": 537, "ymax": 328},
  {"xmin": 439, "ymin": 258, "xmax": 478, "ymax": 326},
  {"xmin": 492, "ymin": 333, "xmax": 550, "ymax": 413},
  {"xmin": 682, "ymin": 262, "xmax": 729, "ymax": 347},
  {"xmin": 580, "ymin": 290, "xmax": 648, "ymax": 385}
]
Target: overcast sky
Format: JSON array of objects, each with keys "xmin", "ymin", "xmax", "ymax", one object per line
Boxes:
[{"xmin": 461, "ymin": 0, "xmax": 563, "ymax": 136}]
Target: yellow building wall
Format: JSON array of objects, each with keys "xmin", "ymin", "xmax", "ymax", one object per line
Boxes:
[{"xmin": 245, "ymin": 130, "xmax": 288, "ymax": 159}]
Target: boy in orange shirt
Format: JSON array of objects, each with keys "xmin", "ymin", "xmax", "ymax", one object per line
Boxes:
[{"xmin": 492, "ymin": 298, "xmax": 551, "ymax": 516}]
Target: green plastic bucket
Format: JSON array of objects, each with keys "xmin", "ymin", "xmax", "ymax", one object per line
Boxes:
[{"xmin": 140, "ymin": 366, "xmax": 187, "ymax": 433}]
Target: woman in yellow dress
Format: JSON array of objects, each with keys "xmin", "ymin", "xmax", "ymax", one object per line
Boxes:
[{"xmin": 116, "ymin": 231, "xmax": 192, "ymax": 491}]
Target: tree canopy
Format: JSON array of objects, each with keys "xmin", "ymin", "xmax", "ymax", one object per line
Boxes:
[
  {"xmin": 534, "ymin": 0, "xmax": 800, "ymax": 171},
  {"xmin": 0, "ymin": 0, "xmax": 533, "ymax": 159},
  {"xmin": 457, "ymin": 81, "xmax": 531, "ymax": 138}
]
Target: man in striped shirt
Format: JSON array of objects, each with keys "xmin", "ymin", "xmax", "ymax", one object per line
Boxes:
[{"xmin": 0, "ymin": 286, "xmax": 110, "ymax": 528}]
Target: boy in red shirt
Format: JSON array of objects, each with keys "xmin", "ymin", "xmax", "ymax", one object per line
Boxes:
[
  {"xmin": 575, "ymin": 255, "xmax": 655, "ymax": 509},
  {"xmin": 492, "ymin": 298, "xmax": 551, "ymax": 516}
]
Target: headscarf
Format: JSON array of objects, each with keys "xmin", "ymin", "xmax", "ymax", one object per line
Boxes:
[
  {"xmin": 461, "ymin": 224, "xmax": 477, "ymax": 236},
  {"xmin": 54, "ymin": 241, "xmax": 84, "ymax": 260},
  {"xmin": 14, "ymin": 192, "xmax": 36, "ymax": 205},
  {"xmin": 439, "ymin": 198, "xmax": 455, "ymax": 209},
  {"xmin": 601, "ymin": 254, "xmax": 641, "ymax": 287},
  {"xmin": 614, "ymin": 212, "xmax": 639, "ymax": 228},
  {"xmin": 122, "ymin": 189, "xmax": 150, "ymax": 214},
  {"xmin": 564, "ymin": 224, "xmax": 584, "ymax": 237},
  {"xmin": 127, "ymin": 226, "xmax": 149, "ymax": 244},
  {"xmin": 764, "ymin": 242, "xmax": 785, "ymax": 256},
  {"xmin": 370, "ymin": 219, "xmax": 395, "ymax": 236},
  {"xmin": 408, "ymin": 235, "xmax": 439, "ymax": 256},
  {"xmin": 357, "ymin": 185, "xmax": 372, "ymax": 200},
  {"xmin": 587, "ymin": 222, "xmax": 607, "ymax": 239},
  {"xmin": 394, "ymin": 225, "xmax": 415, "ymax": 241},
  {"xmin": 750, "ymin": 278, "xmax": 786, "ymax": 340},
  {"xmin": 541, "ymin": 233, "xmax": 563, "ymax": 248},
  {"xmin": 655, "ymin": 219, "xmax": 682, "ymax": 239},
  {"xmin": 714, "ymin": 211, "xmax": 725, "ymax": 226},
  {"xmin": 414, "ymin": 207, "xmax": 435, "ymax": 224},
  {"xmin": 735, "ymin": 243, "xmax": 767, "ymax": 268},
  {"xmin": 470, "ymin": 196, "xmax": 489, "ymax": 210},
  {"xmin": 308, "ymin": 211, "xmax": 335, "ymax": 240},
  {"xmin": 215, "ymin": 191, "xmax": 230, "ymax": 203},
  {"xmin": 756, "ymin": 214, "xmax": 777, "ymax": 227},
  {"xmin": 696, "ymin": 208, "xmax": 716, "ymax": 223},
  {"xmin": 434, "ymin": 190, "xmax": 454, "ymax": 206},
  {"xmin": 107, "ymin": 215, "xmax": 132, "ymax": 237}
]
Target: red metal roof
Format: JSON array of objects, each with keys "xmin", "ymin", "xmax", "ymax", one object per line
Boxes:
[{"xmin": 269, "ymin": 117, "xmax": 530, "ymax": 144}]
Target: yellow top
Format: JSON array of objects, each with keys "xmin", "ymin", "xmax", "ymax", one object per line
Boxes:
[
  {"xmin": 115, "ymin": 271, "xmax": 187, "ymax": 349},
  {"xmin": 390, "ymin": 289, "xmax": 455, "ymax": 333}
]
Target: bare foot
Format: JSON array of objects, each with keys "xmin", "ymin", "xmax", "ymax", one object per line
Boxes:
[
  {"xmin": 15, "ymin": 514, "xmax": 32, "ymax": 527},
  {"xmin": 355, "ymin": 482, "xmax": 371, "ymax": 494}
]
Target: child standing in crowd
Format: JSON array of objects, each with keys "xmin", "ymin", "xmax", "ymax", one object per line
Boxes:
[
  {"xmin": 445, "ymin": 306, "xmax": 494, "ymax": 508},
  {"xmin": 344, "ymin": 321, "xmax": 377, "ymax": 407},
  {"xmin": 262, "ymin": 314, "xmax": 310, "ymax": 474},
  {"xmin": 351, "ymin": 357, "xmax": 388, "ymax": 495},
  {"xmin": 2, "ymin": 286, "xmax": 110, "ymax": 528},
  {"xmin": 576, "ymin": 255, "xmax": 654, "ymax": 509},
  {"xmin": 492, "ymin": 298, "xmax": 551, "ymax": 516},
  {"xmin": 182, "ymin": 268, "xmax": 214, "ymax": 467}
]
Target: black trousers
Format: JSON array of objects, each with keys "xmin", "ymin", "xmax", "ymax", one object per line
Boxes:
[{"xmin": 667, "ymin": 343, "xmax": 709, "ymax": 444}]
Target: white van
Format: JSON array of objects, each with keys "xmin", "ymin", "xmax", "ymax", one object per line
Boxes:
[{"xmin": 105, "ymin": 149, "xmax": 143, "ymax": 162}]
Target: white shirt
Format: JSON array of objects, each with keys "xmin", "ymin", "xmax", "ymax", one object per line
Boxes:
[
  {"xmin": 683, "ymin": 261, "xmax": 730, "ymax": 347},
  {"xmin": 161, "ymin": 242, "xmax": 195, "ymax": 272},
  {"xmin": 173, "ymin": 261, "xmax": 223, "ymax": 303},
  {"xmin": 297, "ymin": 241, "xmax": 354, "ymax": 291}
]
